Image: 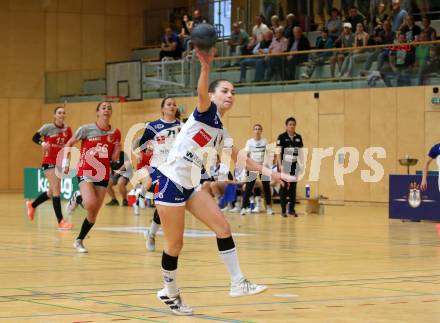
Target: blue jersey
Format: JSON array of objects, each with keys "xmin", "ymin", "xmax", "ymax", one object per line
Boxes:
[{"xmin": 139, "ymin": 119, "xmax": 181, "ymax": 168}]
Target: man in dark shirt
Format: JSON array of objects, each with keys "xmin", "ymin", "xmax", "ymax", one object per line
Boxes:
[
  {"xmin": 276, "ymin": 117, "xmax": 304, "ymax": 217},
  {"xmin": 345, "ymin": 6, "xmax": 366, "ymax": 32},
  {"xmin": 159, "ymin": 27, "xmax": 182, "ymax": 60},
  {"xmin": 400, "ymin": 15, "xmax": 421, "ymax": 42}
]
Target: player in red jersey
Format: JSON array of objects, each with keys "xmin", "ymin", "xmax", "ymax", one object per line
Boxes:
[
  {"xmin": 63, "ymin": 102, "xmax": 121, "ymax": 253},
  {"xmin": 26, "ymin": 106, "xmax": 74, "ymax": 230}
]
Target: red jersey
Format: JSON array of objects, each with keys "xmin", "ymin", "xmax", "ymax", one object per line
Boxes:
[
  {"xmin": 137, "ymin": 149, "xmax": 153, "ymax": 170},
  {"xmin": 38, "ymin": 123, "xmax": 72, "ymax": 165},
  {"xmin": 74, "ymin": 123, "xmax": 121, "ymax": 181}
]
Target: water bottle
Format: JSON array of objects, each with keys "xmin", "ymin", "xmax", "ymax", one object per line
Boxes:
[{"xmin": 305, "ymin": 184, "xmax": 310, "ymax": 199}]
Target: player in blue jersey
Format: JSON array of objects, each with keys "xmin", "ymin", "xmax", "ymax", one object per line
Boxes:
[{"xmin": 152, "ymin": 49, "xmax": 294, "ymax": 316}]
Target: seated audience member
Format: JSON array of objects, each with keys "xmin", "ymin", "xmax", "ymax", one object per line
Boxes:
[
  {"xmin": 179, "ymin": 14, "xmax": 193, "ymax": 51},
  {"xmin": 421, "ymin": 17, "xmax": 437, "ymax": 41},
  {"xmin": 192, "ymin": 9, "xmax": 207, "ymax": 28},
  {"xmin": 342, "ymin": 22, "xmax": 369, "ymax": 77},
  {"xmin": 415, "ymin": 32, "xmax": 431, "ymax": 69},
  {"xmin": 222, "ymin": 22, "xmax": 250, "ymax": 67},
  {"xmin": 418, "ymin": 46, "xmax": 440, "ymax": 85},
  {"xmin": 106, "ymin": 150, "xmax": 131, "ymax": 207},
  {"xmin": 330, "ymin": 22, "xmax": 354, "ymax": 77},
  {"xmin": 362, "ymin": 20, "xmax": 395, "ymax": 75},
  {"xmin": 285, "ymin": 26, "xmax": 311, "ymax": 80},
  {"xmin": 326, "ymin": 8, "xmax": 342, "ymax": 42},
  {"xmin": 372, "ymin": 1, "xmax": 390, "ymax": 32},
  {"xmin": 384, "ymin": 32, "xmax": 415, "ymax": 86},
  {"xmin": 301, "ymin": 28, "xmax": 334, "ymax": 79},
  {"xmin": 246, "ymin": 14, "xmax": 270, "ymax": 52},
  {"xmin": 400, "ymin": 15, "xmax": 421, "ymax": 42},
  {"xmin": 256, "ymin": 27, "xmax": 288, "ymax": 82},
  {"xmin": 283, "ymin": 13, "xmax": 299, "ymax": 44},
  {"xmin": 239, "ymin": 30, "xmax": 273, "ymax": 83},
  {"xmin": 390, "ymin": 0, "xmax": 408, "ymax": 33},
  {"xmin": 345, "ymin": 6, "xmax": 366, "ymax": 33},
  {"xmin": 159, "ymin": 27, "xmax": 182, "ymax": 60}
]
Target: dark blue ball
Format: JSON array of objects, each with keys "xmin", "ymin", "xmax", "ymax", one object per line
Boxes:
[{"xmin": 191, "ymin": 23, "xmax": 217, "ymax": 50}]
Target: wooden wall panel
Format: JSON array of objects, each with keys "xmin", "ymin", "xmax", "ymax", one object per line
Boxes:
[
  {"xmin": 370, "ymin": 88, "xmax": 397, "ymax": 202},
  {"xmin": 0, "ymin": 0, "xmax": 8, "ymax": 12},
  {"xmin": 106, "ymin": 0, "xmax": 129, "ymax": 15},
  {"xmin": 81, "ymin": 14, "xmax": 105, "ymax": 69},
  {"xmin": 45, "ymin": 12, "xmax": 58, "ymax": 72},
  {"xmin": 43, "ymin": 0, "xmax": 58, "ymax": 12},
  {"xmin": 0, "ymin": 99, "xmax": 9, "ymax": 189},
  {"xmin": 249, "ymin": 93, "xmax": 272, "ymax": 141},
  {"xmin": 58, "ymin": 0, "xmax": 82, "ymax": 13},
  {"xmin": 318, "ymin": 114, "xmax": 345, "ymax": 201},
  {"xmin": 104, "ymin": 15, "xmax": 129, "ymax": 62},
  {"xmin": 295, "ymin": 91, "xmax": 319, "ymax": 197},
  {"xmin": 228, "ymin": 117, "xmax": 251, "ymax": 151},
  {"xmin": 128, "ymin": 16, "xmax": 143, "ymax": 49},
  {"xmin": 271, "ymin": 92, "xmax": 296, "ymax": 141},
  {"xmin": 8, "ymin": 99, "xmax": 42, "ymax": 190},
  {"xmin": 396, "ymin": 87, "xmax": 425, "ymax": 174},
  {"xmin": 57, "ymin": 13, "xmax": 81, "ymax": 70},
  {"xmin": 0, "ymin": 12, "xmax": 9, "ymax": 96},
  {"xmin": 344, "ymin": 89, "xmax": 370, "ymax": 201},
  {"xmin": 229, "ymin": 94, "xmax": 250, "ymax": 117},
  {"xmin": 425, "ymin": 111, "xmax": 440, "ymax": 171},
  {"xmin": 9, "ymin": 12, "xmax": 45, "ymax": 98},
  {"xmin": 129, "ymin": 0, "xmax": 146, "ymax": 16},
  {"xmin": 319, "ymin": 90, "xmax": 344, "ymax": 114},
  {"xmin": 425, "ymin": 86, "xmax": 439, "ymax": 112},
  {"xmin": 82, "ymin": 0, "xmax": 105, "ymax": 14},
  {"xmin": 10, "ymin": 0, "xmax": 42, "ymax": 11}
]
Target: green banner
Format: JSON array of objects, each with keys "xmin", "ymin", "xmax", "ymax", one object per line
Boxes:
[{"xmin": 23, "ymin": 168, "xmax": 79, "ymax": 200}]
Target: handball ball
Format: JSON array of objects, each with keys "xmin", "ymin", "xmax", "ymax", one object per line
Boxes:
[{"xmin": 191, "ymin": 23, "xmax": 217, "ymax": 51}]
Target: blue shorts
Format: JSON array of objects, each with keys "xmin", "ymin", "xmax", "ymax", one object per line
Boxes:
[{"xmin": 154, "ymin": 172, "xmax": 196, "ymax": 206}]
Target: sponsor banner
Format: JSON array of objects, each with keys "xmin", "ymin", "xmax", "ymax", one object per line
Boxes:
[{"xmin": 23, "ymin": 168, "xmax": 79, "ymax": 200}]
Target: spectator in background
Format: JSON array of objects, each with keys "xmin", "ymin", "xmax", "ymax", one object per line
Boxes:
[
  {"xmin": 372, "ymin": 2, "xmax": 390, "ymax": 33},
  {"xmin": 283, "ymin": 13, "xmax": 299, "ymax": 44},
  {"xmin": 301, "ymin": 28, "xmax": 334, "ymax": 79},
  {"xmin": 362, "ymin": 20, "xmax": 395, "ymax": 75},
  {"xmin": 418, "ymin": 45, "xmax": 440, "ymax": 85},
  {"xmin": 421, "ymin": 17, "xmax": 437, "ymax": 41},
  {"xmin": 391, "ymin": 0, "xmax": 408, "ymax": 32},
  {"xmin": 270, "ymin": 15, "xmax": 281, "ymax": 32},
  {"xmin": 400, "ymin": 15, "xmax": 421, "ymax": 42},
  {"xmin": 159, "ymin": 27, "xmax": 182, "ymax": 60},
  {"xmin": 247, "ymin": 14, "xmax": 270, "ymax": 51},
  {"xmin": 342, "ymin": 22, "xmax": 369, "ymax": 77},
  {"xmin": 192, "ymin": 9, "xmax": 207, "ymax": 28},
  {"xmin": 258, "ymin": 26, "xmax": 288, "ymax": 82},
  {"xmin": 179, "ymin": 14, "xmax": 193, "ymax": 51},
  {"xmin": 239, "ymin": 30, "xmax": 273, "ymax": 83},
  {"xmin": 326, "ymin": 8, "xmax": 342, "ymax": 42},
  {"xmin": 330, "ymin": 22, "xmax": 355, "ymax": 77},
  {"xmin": 345, "ymin": 6, "xmax": 366, "ymax": 33},
  {"xmin": 313, "ymin": 0, "xmax": 333, "ymax": 29},
  {"xmin": 285, "ymin": 26, "xmax": 311, "ymax": 80},
  {"xmin": 385, "ymin": 32, "xmax": 415, "ymax": 86},
  {"xmin": 415, "ymin": 32, "xmax": 431, "ymax": 69},
  {"xmin": 222, "ymin": 22, "xmax": 249, "ymax": 68}
]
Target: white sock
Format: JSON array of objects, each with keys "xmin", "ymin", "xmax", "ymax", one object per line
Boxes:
[
  {"xmin": 150, "ymin": 220, "xmax": 160, "ymax": 236},
  {"xmin": 162, "ymin": 269, "xmax": 178, "ymax": 296},
  {"xmin": 255, "ymin": 196, "xmax": 261, "ymax": 208},
  {"xmin": 219, "ymin": 248, "xmax": 244, "ymax": 285}
]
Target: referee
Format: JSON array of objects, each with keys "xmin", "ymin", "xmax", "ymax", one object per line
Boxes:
[{"xmin": 276, "ymin": 117, "xmax": 303, "ymax": 217}]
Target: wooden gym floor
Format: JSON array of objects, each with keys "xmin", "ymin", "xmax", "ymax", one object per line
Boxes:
[{"xmin": 0, "ymin": 193, "xmax": 440, "ymax": 322}]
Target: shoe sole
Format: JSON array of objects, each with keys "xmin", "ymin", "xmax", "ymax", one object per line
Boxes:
[{"xmin": 230, "ymin": 285, "xmax": 268, "ymax": 298}]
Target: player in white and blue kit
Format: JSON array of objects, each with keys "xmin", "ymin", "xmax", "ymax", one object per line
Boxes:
[
  {"xmin": 138, "ymin": 97, "xmax": 181, "ymax": 251},
  {"xmin": 421, "ymin": 143, "xmax": 440, "ymax": 192},
  {"xmin": 153, "ymin": 49, "xmax": 293, "ymax": 316}
]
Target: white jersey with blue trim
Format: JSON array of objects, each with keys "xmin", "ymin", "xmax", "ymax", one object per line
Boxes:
[
  {"xmin": 139, "ymin": 119, "xmax": 181, "ymax": 168},
  {"xmin": 428, "ymin": 143, "xmax": 440, "ymax": 191},
  {"xmin": 159, "ymin": 102, "xmax": 233, "ymax": 189}
]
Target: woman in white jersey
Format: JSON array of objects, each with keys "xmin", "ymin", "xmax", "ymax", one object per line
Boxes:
[
  {"xmin": 153, "ymin": 49, "xmax": 292, "ymax": 316},
  {"xmin": 241, "ymin": 123, "xmax": 273, "ymax": 215},
  {"xmin": 138, "ymin": 97, "xmax": 181, "ymax": 251}
]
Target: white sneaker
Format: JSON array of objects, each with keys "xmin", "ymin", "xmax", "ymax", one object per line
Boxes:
[
  {"xmin": 221, "ymin": 206, "xmax": 231, "ymax": 212},
  {"xmin": 301, "ymin": 72, "xmax": 310, "ymax": 79},
  {"xmin": 251, "ymin": 206, "xmax": 260, "ymax": 213},
  {"xmin": 66, "ymin": 191, "xmax": 80, "ymax": 215},
  {"xmin": 266, "ymin": 207, "xmax": 274, "ymax": 215},
  {"xmin": 73, "ymin": 239, "xmax": 88, "ymax": 253},
  {"xmin": 133, "ymin": 204, "xmax": 140, "ymax": 216},
  {"xmin": 145, "ymin": 231, "xmax": 156, "ymax": 252},
  {"xmin": 230, "ymin": 278, "xmax": 268, "ymax": 297},
  {"xmin": 240, "ymin": 208, "xmax": 247, "ymax": 216},
  {"xmin": 157, "ymin": 288, "xmax": 193, "ymax": 316},
  {"xmin": 230, "ymin": 206, "xmax": 241, "ymax": 213}
]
